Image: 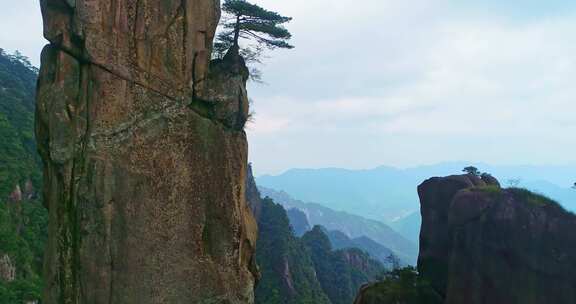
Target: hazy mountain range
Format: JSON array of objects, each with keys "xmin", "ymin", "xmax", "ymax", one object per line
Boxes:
[
  {"xmin": 257, "ymin": 162, "xmax": 576, "ymax": 243},
  {"xmin": 259, "ymin": 186, "xmax": 418, "ymax": 264}
]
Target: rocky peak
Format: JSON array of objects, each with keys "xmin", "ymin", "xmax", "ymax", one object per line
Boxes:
[
  {"xmin": 339, "ymin": 248, "xmax": 378, "ymax": 274},
  {"xmin": 7, "ymin": 179, "xmax": 38, "ymax": 203},
  {"xmin": 286, "ymin": 208, "xmax": 311, "ymax": 236},
  {"xmin": 480, "ymin": 173, "xmax": 500, "ymax": 187},
  {"xmin": 0, "ymin": 254, "xmax": 16, "ymax": 282},
  {"xmin": 8, "ymin": 184, "xmax": 22, "ymax": 202},
  {"xmin": 417, "ymin": 174, "xmax": 487, "ymax": 296},
  {"xmin": 37, "ymin": 1, "xmax": 257, "ymax": 303},
  {"xmin": 23, "ymin": 179, "xmax": 36, "ymax": 200},
  {"xmin": 418, "ymin": 174, "xmax": 576, "ymax": 304},
  {"xmin": 194, "ymin": 50, "xmax": 250, "ymax": 129}
]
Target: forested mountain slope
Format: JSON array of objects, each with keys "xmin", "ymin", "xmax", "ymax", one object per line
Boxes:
[
  {"xmin": 260, "ymin": 186, "xmax": 418, "ymax": 264},
  {"xmin": 255, "ymin": 198, "xmax": 385, "ymax": 304},
  {"xmin": 0, "ymin": 49, "xmax": 47, "ymax": 303},
  {"xmin": 247, "ymin": 167, "xmax": 384, "ymax": 303}
]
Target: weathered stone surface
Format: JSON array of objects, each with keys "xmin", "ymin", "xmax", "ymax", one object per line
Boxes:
[
  {"xmin": 196, "ymin": 51, "xmax": 250, "ymax": 129},
  {"xmin": 480, "ymin": 173, "xmax": 501, "ymax": 188},
  {"xmin": 417, "ymin": 174, "xmax": 576, "ymax": 304},
  {"xmin": 40, "ymin": 0, "xmax": 220, "ymax": 98},
  {"xmin": 24, "ymin": 179, "xmax": 36, "ymax": 200},
  {"xmin": 417, "ymin": 174, "xmax": 486, "ymax": 297},
  {"xmin": 353, "ymin": 283, "xmax": 390, "ymax": 304},
  {"xmin": 9, "ymin": 184, "xmax": 23, "ymax": 202},
  {"xmin": 0, "ymin": 254, "xmax": 16, "ymax": 282},
  {"xmin": 36, "ymin": 1, "xmax": 257, "ymax": 303}
]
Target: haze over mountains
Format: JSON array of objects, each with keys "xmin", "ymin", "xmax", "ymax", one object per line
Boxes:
[
  {"xmin": 257, "ymin": 162, "xmax": 576, "ymax": 243},
  {"xmin": 260, "ymin": 187, "xmax": 417, "ymax": 264}
]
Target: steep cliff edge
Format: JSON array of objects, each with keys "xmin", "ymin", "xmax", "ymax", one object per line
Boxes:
[
  {"xmin": 418, "ymin": 174, "xmax": 576, "ymax": 304},
  {"xmin": 246, "ymin": 164, "xmax": 262, "ymax": 221},
  {"xmin": 354, "ymin": 173, "xmax": 576, "ymax": 304},
  {"xmin": 36, "ymin": 1, "xmax": 257, "ymax": 303}
]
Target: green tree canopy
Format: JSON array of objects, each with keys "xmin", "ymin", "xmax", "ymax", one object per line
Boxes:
[
  {"xmin": 0, "ymin": 49, "xmax": 46, "ymax": 304},
  {"xmin": 361, "ymin": 266, "xmax": 442, "ymax": 304},
  {"xmin": 214, "ymin": 0, "xmax": 294, "ymax": 68},
  {"xmin": 462, "ymin": 166, "xmax": 480, "ymax": 176}
]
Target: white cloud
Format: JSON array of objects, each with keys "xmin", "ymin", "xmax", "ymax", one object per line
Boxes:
[
  {"xmin": 1, "ymin": 1, "xmax": 575, "ymax": 174},
  {"xmin": 0, "ymin": 1, "xmax": 45, "ymax": 65},
  {"xmin": 247, "ymin": 3, "xmax": 576, "ymax": 174}
]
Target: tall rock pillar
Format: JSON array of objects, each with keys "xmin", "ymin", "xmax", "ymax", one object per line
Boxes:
[{"xmin": 36, "ymin": 0, "xmax": 257, "ymax": 303}]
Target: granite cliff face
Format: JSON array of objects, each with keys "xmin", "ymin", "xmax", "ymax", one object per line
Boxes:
[
  {"xmin": 36, "ymin": 0, "xmax": 257, "ymax": 303},
  {"xmin": 418, "ymin": 174, "xmax": 576, "ymax": 304},
  {"xmin": 354, "ymin": 174, "xmax": 576, "ymax": 304}
]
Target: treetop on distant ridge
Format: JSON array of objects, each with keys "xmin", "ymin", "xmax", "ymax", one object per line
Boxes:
[{"xmin": 463, "ymin": 166, "xmax": 480, "ymax": 176}]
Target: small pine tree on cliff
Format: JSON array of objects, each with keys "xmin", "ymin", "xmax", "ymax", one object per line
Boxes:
[
  {"xmin": 214, "ymin": 0, "xmax": 294, "ymax": 80},
  {"xmin": 463, "ymin": 166, "xmax": 480, "ymax": 176}
]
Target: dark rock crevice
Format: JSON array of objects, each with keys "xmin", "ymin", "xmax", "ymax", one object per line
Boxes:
[{"xmin": 49, "ymin": 41, "xmax": 245, "ymax": 133}]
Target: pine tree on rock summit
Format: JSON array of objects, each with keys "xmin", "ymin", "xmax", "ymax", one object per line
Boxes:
[{"xmin": 214, "ymin": 0, "xmax": 294, "ymax": 80}]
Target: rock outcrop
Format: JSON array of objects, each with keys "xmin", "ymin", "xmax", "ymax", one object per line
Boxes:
[
  {"xmin": 8, "ymin": 184, "xmax": 23, "ymax": 202},
  {"xmin": 418, "ymin": 174, "xmax": 576, "ymax": 304},
  {"xmin": 0, "ymin": 254, "xmax": 16, "ymax": 282},
  {"xmin": 353, "ymin": 270, "xmax": 441, "ymax": 304},
  {"xmin": 417, "ymin": 174, "xmax": 487, "ymax": 298},
  {"xmin": 36, "ymin": 1, "xmax": 257, "ymax": 303},
  {"xmin": 286, "ymin": 208, "xmax": 310, "ymax": 237}
]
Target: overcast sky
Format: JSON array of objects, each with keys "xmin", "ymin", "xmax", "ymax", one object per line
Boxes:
[{"xmin": 2, "ymin": 1, "xmax": 576, "ymax": 175}]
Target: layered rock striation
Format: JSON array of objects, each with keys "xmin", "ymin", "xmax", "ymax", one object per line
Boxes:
[
  {"xmin": 418, "ymin": 174, "xmax": 576, "ymax": 304},
  {"xmin": 36, "ymin": 0, "xmax": 256, "ymax": 303}
]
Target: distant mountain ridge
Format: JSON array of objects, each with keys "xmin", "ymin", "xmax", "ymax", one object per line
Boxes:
[
  {"xmin": 286, "ymin": 208, "xmax": 311, "ymax": 237},
  {"xmin": 247, "ymin": 167, "xmax": 384, "ymax": 303},
  {"xmin": 258, "ymin": 167, "xmax": 420, "ymax": 223},
  {"xmin": 259, "ymin": 186, "xmax": 418, "ymax": 264},
  {"xmin": 389, "ymin": 211, "xmax": 421, "ymax": 243},
  {"xmin": 286, "ymin": 206, "xmax": 399, "ymax": 267},
  {"xmin": 258, "ymin": 163, "xmax": 576, "ymax": 220},
  {"xmin": 257, "ymin": 163, "xmax": 576, "ymax": 244},
  {"xmin": 326, "ymin": 230, "xmax": 397, "ymax": 267}
]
